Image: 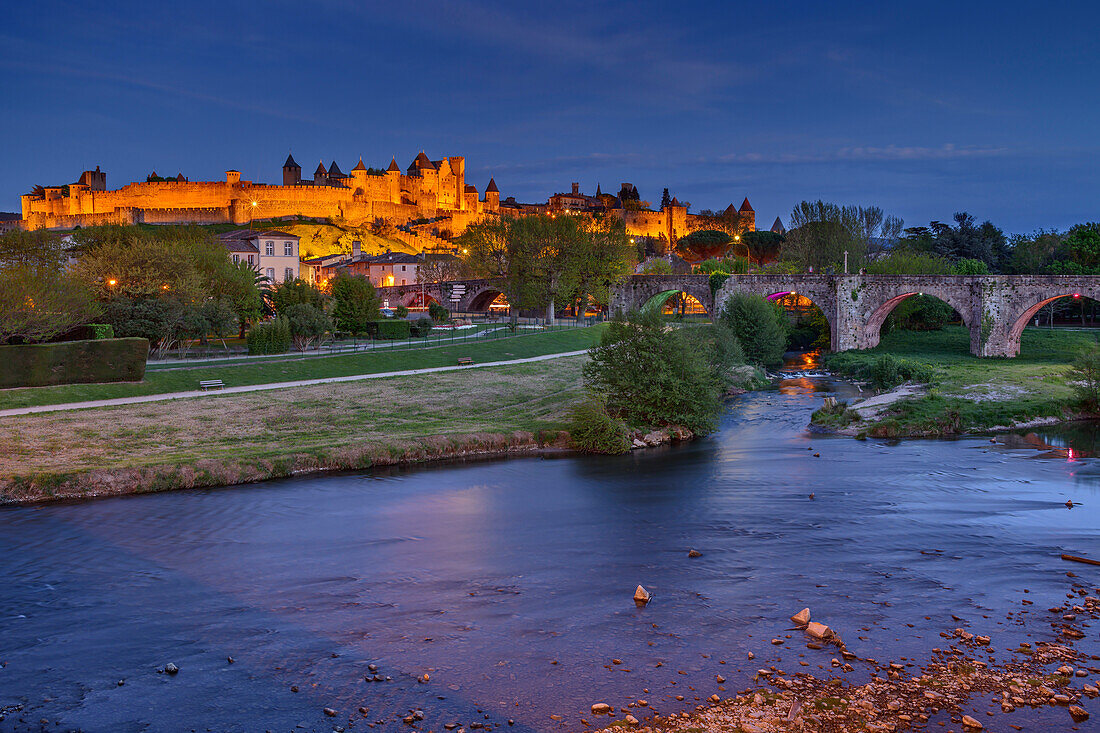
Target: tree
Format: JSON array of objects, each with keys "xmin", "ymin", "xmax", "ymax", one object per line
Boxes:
[
  {"xmin": 660, "ymin": 188, "xmax": 671, "ymax": 209},
  {"xmin": 283, "ymin": 303, "xmax": 331, "ymax": 351},
  {"xmin": 461, "ymin": 215, "xmax": 633, "ymax": 319},
  {"xmin": 720, "ymin": 293, "xmax": 788, "ymax": 368},
  {"xmin": 740, "ymin": 230, "xmax": 785, "ymax": 265},
  {"xmin": 272, "ymin": 279, "xmax": 326, "ymax": 312},
  {"xmin": 0, "ymin": 266, "xmax": 101, "ymax": 344},
  {"xmin": 331, "ymin": 273, "xmax": 380, "ymax": 333},
  {"xmin": 1062, "ymin": 223, "xmax": 1100, "ymax": 271},
  {"xmin": 417, "ymin": 253, "xmax": 468, "ymax": 284},
  {"xmin": 582, "ymin": 309, "xmax": 724, "ymax": 434},
  {"xmin": 952, "ymin": 258, "xmax": 990, "ymax": 275},
  {"xmin": 102, "ymin": 297, "xmax": 184, "ymax": 351},
  {"xmin": 1069, "ymin": 341, "xmax": 1100, "ymax": 410},
  {"xmin": 906, "ymin": 213, "xmax": 1008, "ymax": 271},
  {"xmin": 200, "ymin": 299, "xmax": 239, "ymax": 340},
  {"xmin": 783, "ymin": 201, "xmax": 902, "ymax": 272},
  {"xmin": 675, "ymin": 229, "xmax": 731, "ymax": 262}
]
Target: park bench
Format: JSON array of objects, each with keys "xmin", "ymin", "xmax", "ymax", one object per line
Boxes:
[
  {"xmin": 198, "ymin": 379, "xmax": 225, "ymax": 391},
  {"xmin": 456, "ymin": 357, "xmax": 473, "ymax": 366}
]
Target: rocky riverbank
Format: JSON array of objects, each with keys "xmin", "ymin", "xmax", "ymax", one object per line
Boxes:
[{"xmin": 593, "ymin": 577, "xmax": 1100, "ymax": 732}]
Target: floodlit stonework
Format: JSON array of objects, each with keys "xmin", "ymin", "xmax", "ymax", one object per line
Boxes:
[{"xmin": 20, "ymin": 154, "xmax": 500, "ymax": 234}]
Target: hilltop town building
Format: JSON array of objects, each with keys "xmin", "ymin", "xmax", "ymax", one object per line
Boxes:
[
  {"xmin": 20, "ymin": 153, "xmax": 501, "ymax": 234},
  {"xmin": 218, "ymin": 230, "xmax": 301, "ymax": 283},
  {"xmin": 518, "ymin": 182, "xmax": 758, "ymax": 254}
]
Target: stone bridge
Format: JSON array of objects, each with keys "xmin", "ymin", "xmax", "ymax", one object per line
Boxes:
[
  {"xmin": 375, "ymin": 278, "xmax": 509, "ymax": 312},
  {"xmin": 610, "ymin": 273, "xmax": 1100, "ymax": 357}
]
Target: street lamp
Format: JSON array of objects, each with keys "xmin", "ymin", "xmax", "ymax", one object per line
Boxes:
[{"xmin": 249, "ymin": 200, "xmax": 258, "ymax": 231}]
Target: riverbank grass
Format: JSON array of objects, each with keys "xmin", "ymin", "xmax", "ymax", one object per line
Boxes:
[
  {"xmin": 0, "ymin": 355, "xmax": 591, "ymax": 503},
  {"xmin": 0, "ymin": 326, "xmax": 604, "ymax": 410},
  {"xmin": 823, "ymin": 326, "xmax": 1099, "ymax": 436}
]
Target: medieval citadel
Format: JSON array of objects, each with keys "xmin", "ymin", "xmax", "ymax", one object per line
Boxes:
[{"xmin": 18, "ymin": 153, "xmax": 762, "ymax": 251}]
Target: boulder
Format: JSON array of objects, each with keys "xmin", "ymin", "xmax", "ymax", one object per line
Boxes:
[
  {"xmin": 643, "ymin": 430, "xmax": 669, "ymax": 446},
  {"xmin": 791, "ymin": 608, "xmax": 811, "ymax": 627},
  {"xmin": 631, "ymin": 439, "xmax": 647, "ymax": 449},
  {"xmin": 1070, "ymin": 705, "xmax": 1090, "ymax": 721},
  {"xmin": 634, "ymin": 585, "xmax": 651, "ymax": 607},
  {"xmin": 805, "ymin": 622, "xmax": 832, "ymax": 639}
]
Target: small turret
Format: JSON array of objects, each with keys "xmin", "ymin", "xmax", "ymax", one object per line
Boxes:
[
  {"xmin": 283, "ymin": 153, "xmax": 301, "ymax": 185},
  {"xmin": 387, "ymin": 157, "xmax": 400, "ymax": 173},
  {"xmin": 485, "ymin": 176, "xmax": 500, "ymax": 210},
  {"xmin": 314, "ymin": 160, "xmax": 328, "ymax": 186}
]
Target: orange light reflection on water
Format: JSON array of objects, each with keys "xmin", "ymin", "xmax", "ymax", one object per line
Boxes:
[{"xmin": 779, "ymin": 377, "xmax": 818, "ymax": 395}]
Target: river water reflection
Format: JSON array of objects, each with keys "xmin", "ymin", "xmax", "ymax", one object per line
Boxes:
[{"xmin": 2, "ymin": 365, "xmax": 1100, "ymax": 732}]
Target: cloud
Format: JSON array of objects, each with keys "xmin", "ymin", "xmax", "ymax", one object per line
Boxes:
[{"xmin": 714, "ymin": 144, "xmax": 1010, "ymax": 165}]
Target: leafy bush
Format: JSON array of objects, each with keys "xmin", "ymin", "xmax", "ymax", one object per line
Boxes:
[
  {"xmin": 331, "ymin": 273, "xmax": 380, "ymax": 334},
  {"xmin": 953, "ymin": 258, "xmax": 990, "ymax": 275},
  {"xmin": 0, "ymin": 265, "xmax": 101, "ymax": 344},
  {"xmin": 1068, "ymin": 342, "xmax": 1100, "ymax": 410},
  {"xmin": 394, "ymin": 305, "xmax": 409, "ymax": 319},
  {"xmin": 103, "ymin": 297, "xmax": 183, "ymax": 349},
  {"xmin": 583, "ymin": 309, "xmax": 723, "ymax": 434},
  {"xmin": 428, "ymin": 302, "xmax": 450, "ymax": 322},
  {"xmin": 826, "ymin": 350, "xmax": 934, "ymax": 390},
  {"xmin": 568, "ymin": 398, "xmax": 632, "ymax": 454},
  {"xmin": 283, "ymin": 303, "xmax": 331, "ymax": 351},
  {"xmin": 272, "ymin": 279, "xmax": 326, "ymax": 312},
  {"xmin": 88, "ymin": 324, "xmax": 115, "ymax": 340},
  {"xmin": 720, "ymin": 293, "xmax": 788, "ymax": 368},
  {"xmin": 410, "ymin": 317, "xmax": 433, "ymax": 337},
  {"xmin": 709, "ymin": 271, "xmax": 731, "ymax": 295},
  {"xmin": 368, "ymin": 320, "xmax": 412, "ymax": 339},
  {"xmin": 247, "ymin": 316, "xmax": 291, "ymax": 355},
  {"xmin": 0, "ymin": 338, "xmax": 148, "ymax": 388},
  {"xmin": 811, "ymin": 398, "xmax": 862, "ymax": 428}
]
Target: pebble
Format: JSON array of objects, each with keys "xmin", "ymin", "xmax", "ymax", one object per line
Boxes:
[
  {"xmin": 164, "ymin": 663, "xmax": 179, "ymax": 675},
  {"xmin": 1070, "ymin": 705, "xmax": 1090, "ymax": 721},
  {"xmin": 591, "ymin": 703, "xmax": 610, "ymax": 715},
  {"xmin": 688, "ymin": 549, "xmax": 702, "ymax": 558},
  {"xmin": 961, "ymin": 714, "xmax": 983, "ymax": 729},
  {"xmin": 324, "ymin": 708, "xmax": 337, "ymax": 717}
]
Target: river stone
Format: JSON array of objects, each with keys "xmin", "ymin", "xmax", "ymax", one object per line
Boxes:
[
  {"xmin": 634, "ymin": 585, "xmax": 651, "ymax": 607},
  {"xmin": 164, "ymin": 663, "xmax": 179, "ymax": 675},
  {"xmin": 805, "ymin": 622, "xmax": 832, "ymax": 639},
  {"xmin": 1070, "ymin": 705, "xmax": 1090, "ymax": 721},
  {"xmin": 591, "ymin": 703, "xmax": 611, "ymax": 715},
  {"xmin": 791, "ymin": 608, "xmax": 811, "ymax": 626},
  {"xmin": 961, "ymin": 714, "xmax": 983, "ymax": 729}
]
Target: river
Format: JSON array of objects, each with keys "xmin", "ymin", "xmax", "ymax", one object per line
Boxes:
[{"xmin": 2, "ymin": 364, "xmax": 1099, "ymax": 732}]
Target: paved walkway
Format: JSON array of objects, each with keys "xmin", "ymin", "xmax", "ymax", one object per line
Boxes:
[{"xmin": 0, "ymin": 350, "xmax": 590, "ymax": 418}]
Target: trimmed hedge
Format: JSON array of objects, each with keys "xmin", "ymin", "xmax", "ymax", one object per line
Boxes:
[
  {"xmin": 0, "ymin": 338, "xmax": 149, "ymax": 388},
  {"xmin": 367, "ymin": 320, "xmax": 412, "ymax": 339}
]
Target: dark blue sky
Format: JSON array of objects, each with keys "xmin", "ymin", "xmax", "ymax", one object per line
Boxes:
[{"xmin": 3, "ymin": 1, "xmax": 1097, "ymax": 233}]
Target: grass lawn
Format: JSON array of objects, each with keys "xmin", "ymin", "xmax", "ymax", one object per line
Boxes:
[
  {"xmin": 823, "ymin": 326, "xmax": 1100, "ymax": 435},
  {"xmin": 0, "ymin": 326, "xmax": 604, "ymax": 410},
  {"xmin": 0, "ymin": 355, "xmax": 590, "ymax": 493}
]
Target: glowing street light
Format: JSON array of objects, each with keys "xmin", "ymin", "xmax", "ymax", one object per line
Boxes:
[{"xmin": 107, "ymin": 278, "xmax": 118, "ymax": 287}]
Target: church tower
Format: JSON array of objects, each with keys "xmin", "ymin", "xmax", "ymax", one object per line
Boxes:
[{"xmin": 282, "ymin": 153, "xmax": 301, "ymax": 186}]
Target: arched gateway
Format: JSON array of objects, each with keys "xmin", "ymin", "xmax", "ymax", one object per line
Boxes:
[{"xmin": 609, "ymin": 273, "xmax": 1100, "ymax": 358}]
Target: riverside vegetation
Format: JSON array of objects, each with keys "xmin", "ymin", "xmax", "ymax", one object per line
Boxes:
[{"xmin": 812, "ymin": 326, "xmax": 1100, "ymax": 437}]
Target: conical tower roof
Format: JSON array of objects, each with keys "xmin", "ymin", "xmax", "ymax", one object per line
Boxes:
[
  {"xmin": 352, "ymin": 157, "xmax": 367, "ymax": 171},
  {"xmin": 284, "ymin": 153, "xmax": 299, "ymax": 169},
  {"xmin": 770, "ymin": 216, "xmax": 785, "ymax": 234},
  {"xmin": 328, "ymin": 160, "xmax": 344, "ymax": 177},
  {"xmin": 387, "ymin": 157, "xmax": 400, "ymax": 172},
  {"xmin": 486, "ymin": 176, "xmax": 498, "ymax": 193},
  {"xmin": 739, "ymin": 197, "xmax": 754, "ymax": 212},
  {"xmin": 315, "ymin": 160, "xmax": 328, "ymax": 175}
]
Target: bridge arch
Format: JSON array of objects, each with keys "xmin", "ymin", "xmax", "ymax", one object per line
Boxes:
[
  {"xmin": 467, "ymin": 287, "xmax": 509, "ymax": 312},
  {"xmin": 610, "ymin": 274, "xmax": 714, "ymax": 318},
  {"xmin": 858, "ymin": 281, "xmax": 977, "ymax": 352},
  {"xmin": 641, "ymin": 289, "xmax": 710, "ymax": 317},
  {"xmin": 716, "ymin": 275, "xmax": 838, "ymax": 350},
  {"xmin": 1001, "ymin": 289, "xmax": 1100, "ymax": 357}
]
